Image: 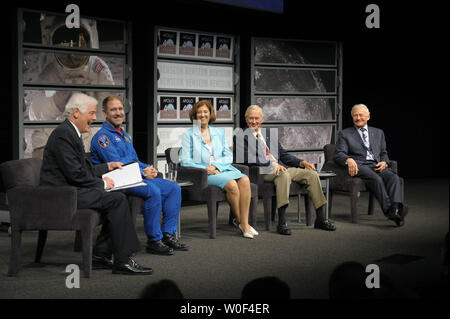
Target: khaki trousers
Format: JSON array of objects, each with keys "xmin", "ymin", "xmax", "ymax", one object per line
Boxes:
[{"xmin": 263, "ymin": 167, "xmax": 326, "ymax": 209}]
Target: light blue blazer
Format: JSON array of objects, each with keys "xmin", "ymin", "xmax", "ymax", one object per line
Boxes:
[{"xmin": 180, "ymin": 126, "xmax": 244, "ymax": 189}]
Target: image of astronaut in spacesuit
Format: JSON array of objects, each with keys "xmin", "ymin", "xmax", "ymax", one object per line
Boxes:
[{"xmin": 26, "ymin": 15, "xmax": 117, "ymax": 158}]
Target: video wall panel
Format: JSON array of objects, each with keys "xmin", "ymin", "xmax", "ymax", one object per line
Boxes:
[
  {"xmin": 17, "ymin": 9, "xmax": 132, "ymax": 159},
  {"xmin": 23, "ymin": 51, "xmax": 125, "ymax": 87},
  {"xmin": 254, "ymin": 68, "xmax": 336, "ymax": 94},
  {"xmin": 24, "ymin": 125, "xmax": 102, "ymax": 159},
  {"xmin": 158, "ymin": 29, "xmax": 233, "ymax": 62},
  {"xmin": 157, "ymin": 61, "xmax": 233, "ymax": 92},
  {"xmin": 255, "ymin": 97, "xmax": 336, "ymax": 122},
  {"xmin": 254, "ymin": 39, "xmax": 336, "ymax": 66},
  {"xmin": 24, "ymin": 89, "xmax": 126, "ymax": 123},
  {"xmin": 155, "ymin": 26, "xmax": 237, "ymax": 165},
  {"xmin": 22, "ymin": 11, "xmax": 126, "ymax": 51},
  {"xmin": 157, "ymin": 94, "xmax": 233, "ymax": 122},
  {"xmin": 252, "ymin": 37, "xmax": 341, "ymax": 166}
]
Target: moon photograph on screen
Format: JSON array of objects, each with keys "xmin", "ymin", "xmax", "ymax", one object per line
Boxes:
[{"xmin": 253, "ymin": 39, "xmax": 336, "ymax": 163}]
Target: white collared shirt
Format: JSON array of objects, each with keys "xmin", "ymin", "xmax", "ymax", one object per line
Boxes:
[{"xmin": 68, "ymin": 119, "xmax": 82, "ymax": 138}]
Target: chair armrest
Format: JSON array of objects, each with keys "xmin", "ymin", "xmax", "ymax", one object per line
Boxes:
[
  {"xmin": 6, "ymin": 185, "xmax": 78, "ymax": 230},
  {"xmin": 248, "ymin": 166, "xmax": 265, "ymax": 186},
  {"xmin": 389, "ymin": 160, "xmax": 398, "ymax": 174},
  {"xmin": 177, "ymin": 166, "xmax": 208, "ymax": 189},
  {"xmin": 232, "ymin": 164, "xmax": 249, "ymax": 176},
  {"xmin": 321, "ymin": 161, "xmax": 354, "ymax": 192}
]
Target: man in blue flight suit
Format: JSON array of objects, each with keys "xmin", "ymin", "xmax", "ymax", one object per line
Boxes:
[{"xmin": 90, "ymin": 96, "xmax": 188, "ymax": 255}]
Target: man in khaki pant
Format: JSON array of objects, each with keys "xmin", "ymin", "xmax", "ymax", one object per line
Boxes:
[{"xmin": 235, "ymin": 105, "xmax": 336, "ymax": 235}]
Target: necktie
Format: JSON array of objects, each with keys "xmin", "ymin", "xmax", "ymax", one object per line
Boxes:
[
  {"xmin": 256, "ymin": 133, "xmax": 271, "ymax": 160},
  {"xmin": 359, "ymin": 128, "xmax": 374, "ymax": 160}
]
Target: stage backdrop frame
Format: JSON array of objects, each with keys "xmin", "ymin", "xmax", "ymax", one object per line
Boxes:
[
  {"xmin": 250, "ymin": 37, "xmax": 343, "ymax": 169},
  {"xmin": 154, "ymin": 26, "xmax": 239, "ymax": 171},
  {"xmin": 14, "ymin": 8, "xmax": 133, "ymax": 159}
]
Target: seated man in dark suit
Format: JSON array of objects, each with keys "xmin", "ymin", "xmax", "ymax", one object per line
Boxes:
[
  {"xmin": 234, "ymin": 105, "xmax": 336, "ymax": 235},
  {"xmin": 334, "ymin": 104, "xmax": 407, "ymax": 226},
  {"xmin": 39, "ymin": 92, "xmax": 153, "ymax": 275}
]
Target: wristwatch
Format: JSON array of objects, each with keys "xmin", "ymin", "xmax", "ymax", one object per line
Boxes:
[{"xmin": 142, "ymin": 170, "xmax": 148, "ymax": 177}]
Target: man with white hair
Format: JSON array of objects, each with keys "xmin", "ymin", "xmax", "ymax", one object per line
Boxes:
[
  {"xmin": 235, "ymin": 105, "xmax": 336, "ymax": 235},
  {"xmin": 39, "ymin": 93, "xmax": 153, "ymax": 275},
  {"xmin": 334, "ymin": 104, "xmax": 407, "ymax": 226}
]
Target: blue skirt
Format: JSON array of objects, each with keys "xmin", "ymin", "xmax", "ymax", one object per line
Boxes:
[{"xmin": 207, "ymin": 167, "xmax": 246, "ymax": 189}]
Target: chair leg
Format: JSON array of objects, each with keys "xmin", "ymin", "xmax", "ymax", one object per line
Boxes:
[
  {"xmin": 228, "ymin": 208, "xmax": 234, "ymax": 225},
  {"xmin": 206, "ymin": 200, "xmax": 218, "ymax": 239},
  {"xmin": 304, "ymin": 195, "xmax": 312, "ymax": 226},
  {"xmin": 249, "ymin": 195, "xmax": 257, "ymax": 227},
  {"xmin": 80, "ymin": 229, "xmax": 93, "ymax": 278},
  {"xmin": 350, "ymin": 190, "xmax": 359, "ymax": 223},
  {"xmin": 8, "ymin": 229, "xmax": 22, "ymax": 276},
  {"xmin": 400, "ymin": 177, "xmax": 405, "ymax": 204},
  {"xmin": 262, "ymin": 196, "xmax": 272, "ymax": 230},
  {"xmin": 35, "ymin": 230, "xmax": 48, "ymax": 263},
  {"xmin": 297, "ymin": 195, "xmax": 302, "ymax": 223},
  {"xmin": 328, "ymin": 191, "xmax": 334, "ymax": 218},
  {"xmin": 74, "ymin": 230, "xmax": 82, "ymax": 252},
  {"xmin": 271, "ymin": 197, "xmax": 277, "ymax": 222},
  {"xmin": 368, "ymin": 192, "xmax": 375, "ymax": 215}
]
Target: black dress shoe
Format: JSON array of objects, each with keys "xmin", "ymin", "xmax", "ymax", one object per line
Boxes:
[
  {"xmin": 162, "ymin": 233, "xmax": 189, "ymax": 251},
  {"xmin": 387, "ymin": 207, "xmax": 404, "ymax": 227},
  {"xmin": 314, "ymin": 219, "xmax": 336, "ymax": 231},
  {"xmin": 398, "ymin": 204, "xmax": 408, "ymax": 218},
  {"xmin": 112, "ymin": 257, "xmax": 153, "ymax": 275},
  {"xmin": 92, "ymin": 255, "xmax": 113, "ymax": 269},
  {"xmin": 277, "ymin": 224, "xmax": 292, "ymax": 235},
  {"xmin": 146, "ymin": 240, "xmax": 174, "ymax": 255}
]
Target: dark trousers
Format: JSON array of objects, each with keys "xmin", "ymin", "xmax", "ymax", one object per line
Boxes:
[
  {"xmin": 77, "ymin": 188, "xmax": 141, "ymax": 263},
  {"xmin": 357, "ymin": 162, "xmax": 403, "ymax": 214}
]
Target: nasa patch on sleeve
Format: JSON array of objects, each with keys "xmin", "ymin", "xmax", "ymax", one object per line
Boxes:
[{"xmin": 97, "ymin": 134, "xmax": 110, "ymax": 148}]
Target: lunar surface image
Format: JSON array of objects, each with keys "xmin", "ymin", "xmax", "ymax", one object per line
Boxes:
[{"xmin": 253, "ymin": 39, "xmax": 336, "ymax": 165}]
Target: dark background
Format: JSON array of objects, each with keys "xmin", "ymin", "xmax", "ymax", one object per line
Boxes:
[{"xmin": 2, "ymin": 0, "xmax": 449, "ymax": 178}]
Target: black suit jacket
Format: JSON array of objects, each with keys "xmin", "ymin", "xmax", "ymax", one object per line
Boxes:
[
  {"xmin": 40, "ymin": 119, "xmax": 109, "ymax": 207},
  {"xmin": 334, "ymin": 126, "xmax": 390, "ymax": 167},
  {"xmin": 233, "ymin": 127, "xmax": 303, "ymax": 170}
]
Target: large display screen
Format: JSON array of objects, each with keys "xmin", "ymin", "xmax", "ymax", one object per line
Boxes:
[{"xmin": 204, "ymin": 0, "xmax": 283, "ymax": 13}]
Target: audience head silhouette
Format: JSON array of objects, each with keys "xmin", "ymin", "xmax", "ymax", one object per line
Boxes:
[
  {"xmin": 140, "ymin": 279, "xmax": 184, "ymax": 299},
  {"xmin": 329, "ymin": 262, "xmax": 374, "ymax": 299},
  {"xmin": 241, "ymin": 276, "xmax": 290, "ymax": 299}
]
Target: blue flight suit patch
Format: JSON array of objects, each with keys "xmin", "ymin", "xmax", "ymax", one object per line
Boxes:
[{"xmin": 97, "ymin": 134, "xmax": 110, "ymax": 148}]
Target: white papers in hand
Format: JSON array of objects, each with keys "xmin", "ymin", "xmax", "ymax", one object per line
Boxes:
[{"xmin": 102, "ymin": 162, "xmax": 146, "ymax": 192}]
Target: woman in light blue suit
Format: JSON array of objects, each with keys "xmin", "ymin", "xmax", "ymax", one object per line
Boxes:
[{"xmin": 180, "ymin": 100, "xmax": 258, "ymax": 239}]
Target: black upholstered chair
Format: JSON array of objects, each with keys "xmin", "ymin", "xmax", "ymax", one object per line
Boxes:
[
  {"xmin": 246, "ymin": 166, "xmax": 312, "ymax": 230},
  {"xmin": 322, "ymin": 144, "xmax": 403, "ymax": 223},
  {"xmin": 73, "ymin": 153, "xmax": 163, "ymax": 251},
  {"xmin": 165, "ymin": 147, "xmax": 258, "ymax": 239},
  {"xmin": 0, "ymin": 158, "xmax": 101, "ymax": 277}
]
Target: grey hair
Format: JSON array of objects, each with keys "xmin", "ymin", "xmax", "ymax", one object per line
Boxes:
[
  {"xmin": 63, "ymin": 93, "xmax": 98, "ymax": 118},
  {"xmin": 351, "ymin": 104, "xmax": 370, "ymax": 116},
  {"xmin": 245, "ymin": 105, "xmax": 264, "ymax": 118}
]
